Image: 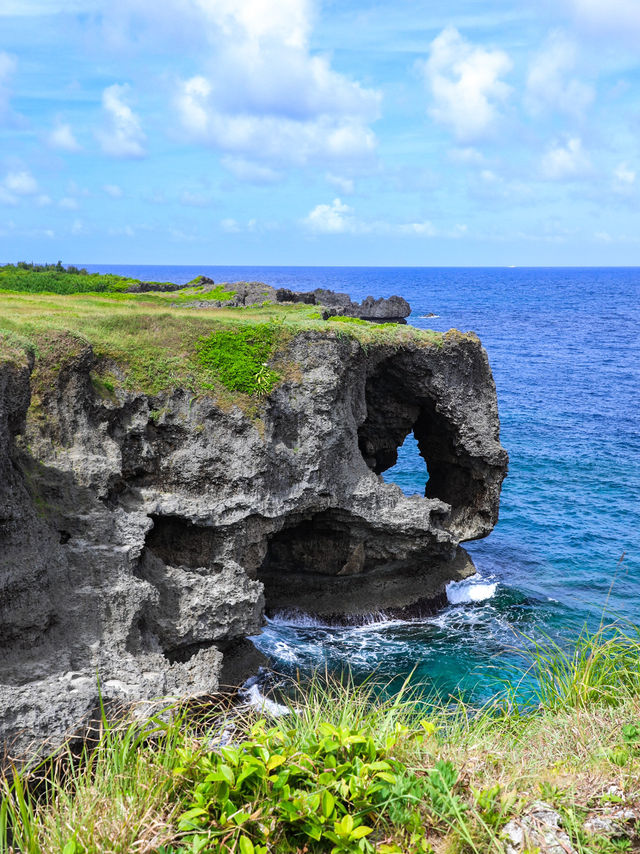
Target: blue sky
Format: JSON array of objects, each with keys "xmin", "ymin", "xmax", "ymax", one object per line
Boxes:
[{"xmin": 1, "ymin": 0, "xmax": 639, "ymax": 265}]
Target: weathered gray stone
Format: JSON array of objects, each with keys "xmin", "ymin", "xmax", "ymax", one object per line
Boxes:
[
  {"xmin": 583, "ymin": 807, "xmax": 637, "ymax": 837},
  {"xmin": 503, "ymin": 801, "xmax": 578, "ymax": 854},
  {"xmin": 0, "ymin": 327, "xmax": 507, "ymax": 757}
]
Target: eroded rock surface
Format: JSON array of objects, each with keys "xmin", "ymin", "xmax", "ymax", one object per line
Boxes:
[
  {"xmin": 182, "ymin": 280, "xmax": 411, "ymax": 322},
  {"xmin": 0, "ymin": 328, "xmax": 506, "ymax": 756}
]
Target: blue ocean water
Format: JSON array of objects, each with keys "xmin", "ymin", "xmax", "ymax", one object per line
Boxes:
[{"xmin": 87, "ymin": 265, "xmax": 640, "ymax": 700}]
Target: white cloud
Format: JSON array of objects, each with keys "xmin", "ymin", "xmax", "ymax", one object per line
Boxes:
[
  {"xmin": 303, "ymin": 198, "xmax": 447, "ymax": 237},
  {"xmin": 103, "ymin": 183, "xmax": 123, "ymax": 197},
  {"xmin": 614, "ymin": 163, "xmax": 635, "ymax": 184},
  {"xmin": 0, "ymin": 52, "xmax": 16, "ymax": 122},
  {"xmin": 305, "ymin": 197, "xmax": 354, "ymax": 233},
  {"xmin": 71, "ymin": 218, "xmax": 86, "ymax": 235},
  {"xmin": 480, "ymin": 169, "xmax": 499, "ymax": 183},
  {"xmin": 59, "ymin": 196, "xmax": 79, "ymax": 210},
  {"xmin": 396, "ymin": 221, "xmax": 437, "ymax": 236},
  {"xmin": 526, "ymin": 31, "xmax": 594, "ymax": 118},
  {"xmin": 449, "ymin": 147, "xmax": 485, "ymax": 165},
  {"xmin": 221, "ymin": 218, "xmax": 240, "ymax": 233},
  {"xmin": 418, "ymin": 27, "xmax": 512, "ymax": 142},
  {"xmin": 179, "ymin": 189, "xmax": 214, "ymax": 207},
  {"xmin": 221, "ymin": 156, "xmax": 282, "ymax": 183},
  {"xmin": 98, "ymin": 83, "xmax": 146, "ymax": 158},
  {"xmin": 4, "ymin": 169, "xmax": 38, "ymax": 195},
  {"xmin": 48, "ymin": 120, "xmax": 82, "ymax": 152},
  {"xmin": 540, "ymin": 137, "xmax": 592, "ymax": 180},
  {"xmin": 613, "ymin": 162, "xmax": 636, "ymax": 193},
  {"xmin": 0, "ymin": 187, "xmax": 17, "ymax": 205},
  {"xmin": 108, "ymin": 224, "xmax": 135, "ymax": 237},
  {"xmin": 172, "ymin": 0, "xmax": 380, "ymax": 164},
  {"xmin": 326, "ymin": 173, "xmax": 354, "ymax": 194}
]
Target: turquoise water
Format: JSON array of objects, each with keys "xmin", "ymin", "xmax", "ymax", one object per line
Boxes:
[{"xmin": 88, "ymin": 265, "xmax": 640, "ymax": 701}]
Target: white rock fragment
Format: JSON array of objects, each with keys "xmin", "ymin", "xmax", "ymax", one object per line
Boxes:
[{"xmin": 502, "ymin": 801, "xmax": 578, "ymax": 854}]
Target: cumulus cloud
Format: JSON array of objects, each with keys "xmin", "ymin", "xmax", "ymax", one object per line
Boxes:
[
  {"xmin": 179, "ymin": 188, "xmax": 214, "ymax": 207},
  {"xmin": 103, "ymin": 183, "xmax": 123, "ymax": 197},
  {"xmin": 172, "ymin": 0, "xmax": 380, "ymax": 164},
  {"xmin": 97, "ymin": 84, "xmax": 146, "ymax": 158},
  {"xmin": 418, "ymin": 27, "xmax": 513, "ymax": 141},
  {"xmin": 326, "ymin": 173, "xmax": 354, "ymax": 194},
  {"xmin": 59, "ymin": 196, "xmax": 79, "ymax": 209},
  {"xmin": 3, "ymin": 169, "xmax": 38, "ymax": 197},
  {"xmin": 304, "ymin": 197, "xmax": 355, "ymax": 233},
  {"xmin": 540, "ymin": 137, "xmax": 591, "ymax": 180},
  {"xmin": 448, "ymin": 147, "xmax": 485, "ymax": 165},
  {"xmin": 48, "ymin": 119, "xmax": 82, "ymax": 152},
  {"xmin": 303, "ymin": 198, "xmax": 447, "ymax": 237},
  {"xmin": 221, "ymin": 217, "xmax": 240, "ymax": 233},
  {"xmin": 526, "ymin": 31, "xmax": 594, "ymax": 117},
  {"xmin": 0, "ymin": 52, "xmax": 16, "ymax": 123},
  {"xmin": 613, "ymin": 162, "xmax": 636, "ymax": 193}
]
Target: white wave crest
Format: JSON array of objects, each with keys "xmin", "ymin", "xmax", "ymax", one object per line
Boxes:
[
  {"xmin": 446, "ymin": 578, "xmax": 497, "ymax": 605},
  {"xmin": 239, "ymin": 678, "xmax": 292, "ymax": 717}
]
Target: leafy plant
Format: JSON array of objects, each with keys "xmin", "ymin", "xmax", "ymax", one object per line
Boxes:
[{"xmin": 196, "ymin": 323, "xmax": 281, "ymax": 396}]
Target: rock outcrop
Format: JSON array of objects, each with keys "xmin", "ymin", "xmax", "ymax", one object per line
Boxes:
[
  {"xmin": 0, "ymin": 328, "xmax": 507, "ymax": 757},
  {"xmin": 162, "ymin": 279, "xmax": 412, "ymax": 323},
  {"xmin": 274, "ymin": 288, "xmax": 411, "ymax": 322}
]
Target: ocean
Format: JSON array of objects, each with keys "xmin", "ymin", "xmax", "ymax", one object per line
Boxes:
[{"xmin": 86, "ymin": 264, "xmax": 640, "ymax": 701}]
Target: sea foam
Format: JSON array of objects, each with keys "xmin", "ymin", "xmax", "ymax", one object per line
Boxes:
[{"xmin": 446, "ymin": 578, "xmax": 498, "ymax": 605}]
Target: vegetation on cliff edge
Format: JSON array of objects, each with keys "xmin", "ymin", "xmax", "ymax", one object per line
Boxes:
[
  {"xmin": 0, "ymin": 291, "xmax": 444, "ymax": 401},
  {"xmin": 2, "ymin": 623, "xmax": 640, "ymax": 854}
]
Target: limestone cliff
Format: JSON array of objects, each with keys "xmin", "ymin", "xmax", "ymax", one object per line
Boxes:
[{"xmin": 0, "ymin": 328, "xmax": 507, "ymax": 757}]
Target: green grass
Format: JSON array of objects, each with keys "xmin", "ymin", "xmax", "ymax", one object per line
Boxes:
[
  {"xmin": 196, "ymin": 324, "xmax": 281, "ymax": 396},
  {"xmin": 2, "ymin": 624, "xmax": 640, "ymax": 853},
  {"xmin": 0, "ymin": 291, "xmax": 444, "ymax": 401}
]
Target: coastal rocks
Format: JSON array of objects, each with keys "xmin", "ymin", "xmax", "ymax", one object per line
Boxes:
[
  {"xmin": 184, "ymin": 280, "xmax": 411, "ymax": 322},
  {"xmin": 125, "ymin": 274, "xmax": 412, "ymax": 322},
  {"xmin": 503, "ymin": 802, "xmax": 578, "ymax": 854},
  {"xmin": 0, "ymin": 326, "xmax": 506, "ymax": 756},
  {"xmin": 275, "ymin": 286, "xmax": 411, "ymax": 323}
]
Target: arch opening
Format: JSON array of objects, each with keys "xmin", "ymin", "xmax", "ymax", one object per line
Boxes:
[
  {"xmin": 356, "ymin": 357, "xmax": 490, "ymax": 533},
  {"xmin": 380, "ymin": 430, "xmax": 428, "ymax": 496}
]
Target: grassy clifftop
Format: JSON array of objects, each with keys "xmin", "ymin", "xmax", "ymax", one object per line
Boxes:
[{"xmin": 0, "ymin": 279, "xmax": 444, "ymax": 402}]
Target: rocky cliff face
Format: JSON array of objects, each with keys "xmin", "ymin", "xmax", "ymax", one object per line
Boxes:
[{"xmin": 0, "ymin": 329, "xmax": 507, "ymax": 757}]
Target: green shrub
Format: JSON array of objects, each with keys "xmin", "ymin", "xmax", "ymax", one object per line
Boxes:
[
  {"xmin": 173, "ymin": 716, "xmax": 433, "ymax": 854},
  {"xmin": 195, "ymin": 323, "xmax": 281, "ymax": 396}
]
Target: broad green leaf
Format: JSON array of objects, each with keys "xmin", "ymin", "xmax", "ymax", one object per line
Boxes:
[
  {"xmin": 303, "ymin": 822, "xmax": 323, "ymax": 841},
  {"xmin": 322, "ymin": 789, "xmax": 335, "ymax": 818},
  {"xmin": 337, "ymin": 814, "xmax": 353, "ymax": 835},
  {"xmin": 178, "ymin": 807, "xmax": 209, "ymax": 823},
  {"xmin": 351, "ymin": 825, "xmax": 373, "ymax": 839},
  {"xmin": 267, "ymin": 754, "xmax": 286, "ymax": 771},
  {"xmin": 238, "ymin": 835, "xmax": 254, "ymax": 854}
]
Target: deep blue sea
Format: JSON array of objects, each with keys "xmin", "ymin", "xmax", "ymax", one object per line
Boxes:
[{"xmin": 88, "ymin": 265, "xmax": 640, "ymax": 701}]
